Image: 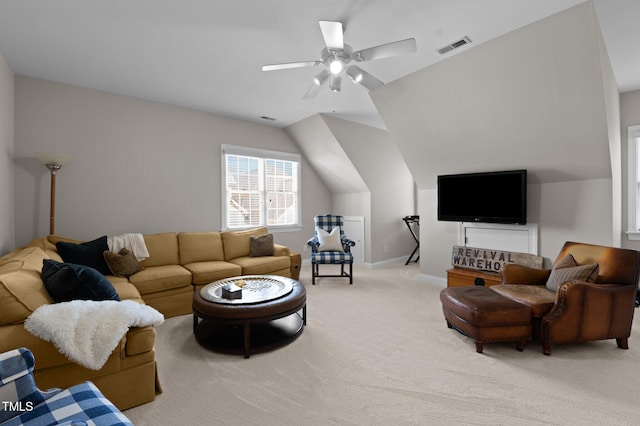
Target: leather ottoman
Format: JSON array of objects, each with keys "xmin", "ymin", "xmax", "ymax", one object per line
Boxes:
[{"xmin": 440, "ymin": 286, "xmax": 532, "ymax": 353}]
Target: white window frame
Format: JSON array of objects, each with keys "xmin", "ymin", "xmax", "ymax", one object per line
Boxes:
[
  {"xmin": 627, "ymin": 125, "xmax": 640, "ymax": 240},
  {"xmin": 221, "ymin": 144, "xmax": 301, "ymax": 232}
]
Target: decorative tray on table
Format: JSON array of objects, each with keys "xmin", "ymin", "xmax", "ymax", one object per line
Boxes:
[{"xmin": 200, "ymin": 275, "xmax": 294, "ymax": 305}]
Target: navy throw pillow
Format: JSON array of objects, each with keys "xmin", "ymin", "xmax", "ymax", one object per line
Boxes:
[
  {"xmin": 41, "ymin": 259, "xmax": 120, "ymax": 302},
  {"xmin": 56, "ymin": 235, "xmax": 111, "ymax": 276}
]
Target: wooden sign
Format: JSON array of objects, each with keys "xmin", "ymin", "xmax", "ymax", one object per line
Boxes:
[{"xmin": 451, "ymin": 245, "xmax": 543, "ymax": 272}]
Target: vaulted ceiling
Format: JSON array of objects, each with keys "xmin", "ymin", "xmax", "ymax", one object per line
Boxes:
[{"xmin": 0, "ymin": 0, "xmax": 636, "ymax": 130}]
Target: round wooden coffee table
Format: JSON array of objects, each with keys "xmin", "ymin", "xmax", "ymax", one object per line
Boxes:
[{"xmin": 192, "ymin": 275, "xmax": 306, "ymax": 358}]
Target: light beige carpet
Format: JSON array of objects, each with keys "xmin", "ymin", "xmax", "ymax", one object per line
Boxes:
[{"xmin": 125, "ymin": 263, "xmax": 640, "ymax": 425}]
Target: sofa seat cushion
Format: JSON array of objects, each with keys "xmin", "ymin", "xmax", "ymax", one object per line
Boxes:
[
  {"xmin": 182, "ymin": 261, "xmax": 242, "ymax": 285},
  {"xmin": 490, "ymin": 284, "xmax": 556, "ymax": 317},
  {"xmin": 229, "ymin": 255, "xmax": 291, "ymax": 276},
  {"xmin": 128, "ymin": 265, "xmax": 192, "ymax": 295},
  {"xmin": 109, "ymin": 280, "xmax": 144, "ymax": 302},
  {"xmin": 0, "ymin": 248, "xmax": 54, "ymax": 325}
]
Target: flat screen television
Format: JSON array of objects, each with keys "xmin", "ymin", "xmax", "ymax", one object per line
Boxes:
[{"xmin": 437, "ymin": 169, "xmax": 527, "ymax": 225}]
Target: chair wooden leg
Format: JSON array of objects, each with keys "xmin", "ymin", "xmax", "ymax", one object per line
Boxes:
[
  {"xmin": 617, "ymin": 337, "xmax": 629, "ymax": 349},
  {"xmin": 543, "ymin": 343, "xmax": 551, "ymax": 356},
  {"xmin": 312, "ymin": 264, "xmax": 316, "ymax": 285},
  {"xmin": 349, "ymin": 262, "xmax": 353, "ymax": 284},
  {"xmin": 475, "ymin": 341, "xmax": 484, "ymax": 354}
]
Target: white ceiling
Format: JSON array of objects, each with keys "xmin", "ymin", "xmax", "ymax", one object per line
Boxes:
[{"xmin": 0, "ymin": 0, "xmax": 637, "ymax": 129}]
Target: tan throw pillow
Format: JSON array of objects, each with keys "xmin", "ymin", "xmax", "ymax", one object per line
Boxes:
[
  {"xmin": 103, "ymin": 248, "xmax": 143, "ymax": 277},
  {"xmin": 316, "ymin": 227, "xmax": 344, "ymax": 252},
  {"xmin": 546, "ymin": 254, "xmax": 598, "ymax": 292},
  {"xmin": 250, "ymin": 234, "xmax": 274, "ymax": 257}
]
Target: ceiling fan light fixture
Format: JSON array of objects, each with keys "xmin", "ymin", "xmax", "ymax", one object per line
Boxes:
[
  {"xmin": 329, "ymin": 58, "xmax": 344, "ymax": 75},
  {"xmin": 330, "ymin": 76, "xmax": 342, "ymax": 92},
  {"xmin": 314, "ymin": 70, "xmax": 330, "ymax": 86}
]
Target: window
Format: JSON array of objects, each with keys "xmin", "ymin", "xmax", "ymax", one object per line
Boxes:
[
  {"xmin": 627, "ymin": 125, "xmax": 640, "ymax": 240},
  {"xmin": 221, "ymin": 145, "xmax": 301, "ymax": 230}
]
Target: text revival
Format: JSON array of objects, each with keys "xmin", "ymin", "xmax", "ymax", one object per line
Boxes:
[{"xmin": 451, "ymin": 245, "xmax": 543, "ymax": 272}]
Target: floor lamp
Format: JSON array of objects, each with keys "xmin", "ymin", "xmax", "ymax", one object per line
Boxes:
[{"xmin": 34, "ymin": 152, "xmax": 72, "ymax": 235}]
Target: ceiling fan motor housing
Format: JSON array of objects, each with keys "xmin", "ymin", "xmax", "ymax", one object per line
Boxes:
[{"xmin": 321, "ymin": 45, "xmax": 356, "ymax": 75}]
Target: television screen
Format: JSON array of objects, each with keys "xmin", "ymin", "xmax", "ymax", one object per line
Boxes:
[{"xmin": 437, "ymin": 169, "xmax": 527, "ymax": 224}]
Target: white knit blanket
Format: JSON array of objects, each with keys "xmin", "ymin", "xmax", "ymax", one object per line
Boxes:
[
  {"xmin": 24, "ymin": 300, "xmax": 164, "ymax": 370},
  {"xmin": 107, "ymin": 233, "xmax": 150, "ymax": 261}
]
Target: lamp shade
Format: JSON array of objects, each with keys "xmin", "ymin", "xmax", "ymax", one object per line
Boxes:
[{"xmin": 34, "ymin": 152, "xmax": 72, "ymax": 167}]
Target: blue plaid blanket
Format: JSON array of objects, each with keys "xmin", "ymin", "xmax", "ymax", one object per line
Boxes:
[
  {"xmin": 1, "ymin": 381, "xmax": 132, "ymax": 426},
  {"xmin": 1, "ymin": 348, "xmax": 131, "ymax": 426}
]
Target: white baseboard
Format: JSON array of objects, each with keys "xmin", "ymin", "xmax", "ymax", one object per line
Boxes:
[
  {"xmin": 301, "ymin": 256, "xmax": 410, "ymax": 269},
  {"xmin": 366, "ymin": 256, "xmax": 408, "ymax": 269}
]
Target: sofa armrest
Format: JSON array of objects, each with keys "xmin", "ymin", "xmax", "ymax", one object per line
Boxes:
[
  {"xmin": 501, "ymin": 264, "xmax": 551, "ymax": 285},
  {"xmin": 273, "ymin": 244, "xmax": 290, "ymax": 257},
  {"xmin": 547, "ymin": 281, "xmax": 636, "ymax": 320},
  {"xmin": 543, "ymin": 281, "xmax": 637, "ymax": 344}
]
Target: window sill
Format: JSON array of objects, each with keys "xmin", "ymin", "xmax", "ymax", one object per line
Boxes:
[
  {"xmin": 222, "ymin": 225, "xmax": 303, "ymax": 233},
  {"xmin": 270, "ymin": 225, "xmax": 303, "ymax": 233},
  {"xmin": 626, "ymin": 231, "xmax": 640, "ymax": 241}
]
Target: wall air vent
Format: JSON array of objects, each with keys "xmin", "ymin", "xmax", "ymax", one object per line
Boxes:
[{"xmin": 437, "ymin": 36, "xmax": 472, "ymax": 55}]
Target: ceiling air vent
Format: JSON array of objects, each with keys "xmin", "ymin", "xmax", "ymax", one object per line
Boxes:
[
  {"xmin": 437, "ymin": 36, "xmax": 471, "ymax": 55},
  {"xmin": 260, "ymin": 116, "xmax": 277, "ymax": 121}
]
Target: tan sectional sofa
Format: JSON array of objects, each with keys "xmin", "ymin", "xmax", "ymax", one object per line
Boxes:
[
  {"xmin": 0, "ymin": 227, "xmax": 293, "ymax": 411},
  {"xmin": 131, "ymin": 227, "xmax": 292, "ymax": 317},
  {"xmin": 0, "ymin": 240, "xmax": 159, "ymax": 411}
]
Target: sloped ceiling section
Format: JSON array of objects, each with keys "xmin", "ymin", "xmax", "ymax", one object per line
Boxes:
[
  {"xmin": 286, "ymin": 114, "xmax": 368, "ymax": 194},
  {"xmin": 371, "ymin": 2, "xmax": 612, "ymax": 189}
]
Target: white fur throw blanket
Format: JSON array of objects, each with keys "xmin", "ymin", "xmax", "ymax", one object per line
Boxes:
[{"xmin": 25, "ymin": 300, "xmax": 164, "ymax": 370}]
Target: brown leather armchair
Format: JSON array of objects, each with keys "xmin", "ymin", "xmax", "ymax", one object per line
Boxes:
[{"xmin": 491, "ymin": 241, "xmax": 640, "ymax": 355}]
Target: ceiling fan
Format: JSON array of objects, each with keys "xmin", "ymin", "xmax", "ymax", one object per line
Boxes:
[{"xmin": 262, "ymin": 21, "xmax": 417, "ymax": 99}]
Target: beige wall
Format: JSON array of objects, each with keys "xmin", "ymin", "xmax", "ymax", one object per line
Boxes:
[
  {"xmin": 287, "ymin": 114, "xmax": 415, "ymax": 265},
  {"xmin": 419, "ymin": 178, "xmax": 613, "ymax": 280},
  {"xmin": 0, "ymin": 50, "xmax": 14, "ymax": 254},
  {"xmin": 595, "ymin": 2, "xmax": 622, "ymax": 246},
  {"xmin": 13, "ymin": 76, "xmax": 331, "ymax": 251},
  {"xmin": 370, "ymin": 2, "xmax": 618, "ymax": 280},
  {"xmin": 620, "ymin": 89, "xmax": 640, "ymax": 250},
  {"xmin": 321, "ymin": 115, "xmax": 415, "ymax": 264}
]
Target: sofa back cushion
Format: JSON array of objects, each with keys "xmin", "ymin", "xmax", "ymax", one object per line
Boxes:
[
  {"xmin": 221, "ymin": 228, "xmax": 268, "ymax": 261},
  {"xmin": 178, "ymin": 232, "xmax": 225, "ymax": 264},
  {"xmin": 23, "ymin": 237, "xmax": 63, "ymax": 261},
  {"xmin": 0, "ymin": 248, "xmax": 54, "ymax": 325},
  {"xmin": 140, "ymin": 233, "xmax": 180, "ymax": 268}
]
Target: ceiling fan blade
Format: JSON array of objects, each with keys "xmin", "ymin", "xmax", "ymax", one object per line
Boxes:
[
  {"xmin": 354, "ymin": 38, "xmax": 417, "ymax": 62},
  {"xmin": 346, "ymin": 65, "xmax": 384, "ymax": 91},
  {"xmin": 303, "ymin": 75, "xmax": 328, "ymax": 100},
  {"xmin": 262, "ymin": 61, "xmax": 321, "ymax": 71},
  {"xmin": 319, "ymin": 21, "xmax": 344, "ymax": 50}
]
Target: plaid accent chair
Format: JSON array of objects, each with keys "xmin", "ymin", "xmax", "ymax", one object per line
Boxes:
[
  {"xmin": 307, "ymin": 214, "xmax": 355, "ymax": 285},
  {"xmin": 0, "ymin": 348, "xmax": 132, "ymax": 426}
]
